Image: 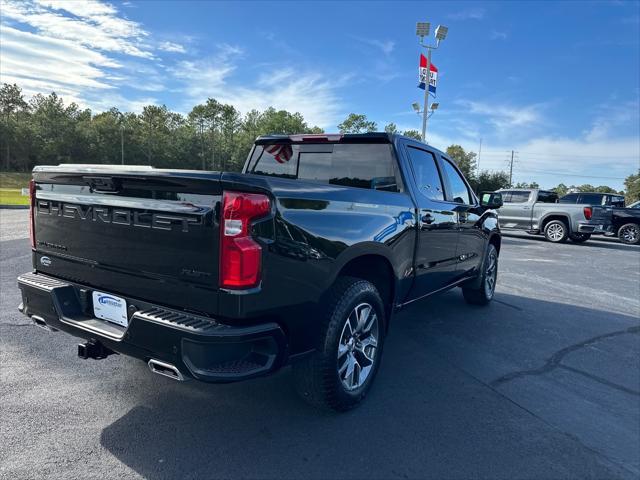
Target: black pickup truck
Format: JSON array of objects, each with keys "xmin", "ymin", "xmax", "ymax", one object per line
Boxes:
[
  {"xmin": 17, "ymin": 133, "xmax": 502, "ymax": 411},
  {"xmin": 559, "ymin": 192, "xmax": 640, "ymax": 244}
]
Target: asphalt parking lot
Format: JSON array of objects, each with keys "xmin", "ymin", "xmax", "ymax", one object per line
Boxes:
[{"xmin": 1, "ymin": 208, "xmax": 639, "ymax": 480}]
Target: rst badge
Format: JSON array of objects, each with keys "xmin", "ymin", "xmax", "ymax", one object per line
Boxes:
[{"xmin": 40, "ymin": 256, "xmax": 52, "ymax": 267}]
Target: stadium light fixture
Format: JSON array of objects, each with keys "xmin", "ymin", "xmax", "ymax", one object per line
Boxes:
[
  {"xmin": 430, "ymin": 102, "xmax": 439, "ymax": 110},
  {"xmin": 412, "ymin": 102, "xmax": 421, "ymax": 112},
  {"xmin": 416, "ymin": 22, "xmax": 430, "ymax": 38},
  {"xmin": 435, "ymin": 25, "xmax": 448, "ymax": 41}
]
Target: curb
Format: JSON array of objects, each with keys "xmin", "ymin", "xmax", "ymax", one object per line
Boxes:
[{"xmin": 0, "ymin": 205, "xmax": 29, "ymax": 210}]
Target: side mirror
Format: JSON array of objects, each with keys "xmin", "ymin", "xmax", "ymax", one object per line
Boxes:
[{"xmin": 480, "ymin": 191, "xmax": 503, "ymax": 209}]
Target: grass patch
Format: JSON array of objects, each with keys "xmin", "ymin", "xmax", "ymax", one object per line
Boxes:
[
  {"xmin": 0, "ymin": 172, "xmax": 32, "ymax": 189},
  {"xmin": 0, "ymin": 188, "xmax": 29, "ymax": 206}
]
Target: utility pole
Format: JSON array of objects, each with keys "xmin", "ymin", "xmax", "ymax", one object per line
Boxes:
[
  {"xmin": 120, "ymin": 125, "xmax": 124, "ymax": 165},
  {"xmin": 199, "ymin": 120, "xmax": 205, "ymax": 170},
  {"xmin": 509, "ymin": 150, "xmax": 514, "ymax": 187}
]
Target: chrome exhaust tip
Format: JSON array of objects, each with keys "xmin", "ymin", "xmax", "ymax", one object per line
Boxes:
[
  {"xmin": 147, "ymin": 359, "xmax": 185, "ymax": 381},
  {"xmin": 31, "ymin": 315, "xmax": 55, "ymax": 332}
]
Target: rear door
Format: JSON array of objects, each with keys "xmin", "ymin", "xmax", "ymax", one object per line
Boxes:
[
  {"xmin": 498, "ymin": 190, "xmax": 533, "ymax": 229},
  {"xmin": 402, "ymin": 144, "xmax": 460, "ymax": 297},
  {"xmin": 32, "ymin": 167, "xmax": 223, "ymax": 315}
]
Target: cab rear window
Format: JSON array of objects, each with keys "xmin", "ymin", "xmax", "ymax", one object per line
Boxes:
[{"xmin": 247, "ymin": 143, "xmax": 403, "ymax": 192}]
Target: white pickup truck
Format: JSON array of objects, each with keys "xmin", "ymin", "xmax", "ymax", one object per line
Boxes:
[{"xmin": 496, "ymin": 188, "xmax": 611, "ymax": 243}]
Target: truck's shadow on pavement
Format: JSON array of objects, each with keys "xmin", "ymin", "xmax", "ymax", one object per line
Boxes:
[{"xmin": 99, "ymin": 292, "xmax": 640, "ymax": 480}]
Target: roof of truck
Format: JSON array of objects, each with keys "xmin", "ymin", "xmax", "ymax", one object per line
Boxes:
[
  {"xmin": 254, "ymin": 132, "xmax": 447, "ymax": 155},
  {"xmin": 255, "ymin": 132, "xmax": 392, "ymax": 144}
]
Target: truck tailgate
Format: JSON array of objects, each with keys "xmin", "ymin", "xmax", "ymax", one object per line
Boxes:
[
  {"xmin": 32, "ymin": 167, "xmax": 223, "ymax": 315},
  {"xmin": 589, "ymin": 205, "xmax": 611, "ymax": 225}
]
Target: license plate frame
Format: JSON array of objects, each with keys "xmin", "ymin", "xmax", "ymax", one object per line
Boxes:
[{"xmin": 92, "ymin": 291, "xmax": 128, "ymax": 328}]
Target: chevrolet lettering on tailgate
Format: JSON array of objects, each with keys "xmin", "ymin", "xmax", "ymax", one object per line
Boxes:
[{"xmin": 36, "ymin": 200, "xmax": 201, "ymax": 232}]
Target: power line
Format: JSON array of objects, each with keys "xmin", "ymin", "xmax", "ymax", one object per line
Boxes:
[
  {"xmin": 514, "ymin": 168, "xmax": 626, "ymax": 180},
  {"xmin": 481, "ymin": 149, "xmax": 637, "ymax": 159}
]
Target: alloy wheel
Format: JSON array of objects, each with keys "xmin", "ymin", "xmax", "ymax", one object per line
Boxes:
[
  {"xmin": 547, "ymin": 223, "xmax": 564, "ymax": 241},
  {"xmin": 484, "ymin": 249, "xmax": 498, "ymax": 298},
  {"xmin": 337, "ymin": 303, "xmax": 379, "ymax": 391},
  {"xmin": 620, "ymin": 225, "xmax": 639, "ymax": 244}
]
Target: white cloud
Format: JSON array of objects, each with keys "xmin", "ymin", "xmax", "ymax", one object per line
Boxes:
[
  {"xmin": 171, "ymin": 45, "xmax": 346, "ymax": 128},
  {"xmin": 455, "ymin": 99, "xmax": 544, "ymax": 132},
  {"xmin": 584, "ymin": 99, "xmax": 640, "ymax": 141},
  {"xmin": 1, "ymin": 0, "xmax": 152, "ymax": 58},
  {"xmin": 352, "ymin": 36, "xmax": 395, "ymax": 55},
  {"xmin": 159, "ymin": 41, "xmax": 186, "ymax": 53},
  {"xmin": 490, "ymin": 30, "xmax": 508, "ymax": 41},
  {"xmin": 447, "ymin": 9, "xmax": 485, "ymax": 21},
  {"xmin": 0, "ymin": 26, "xmax": 117, "ymax": 92},
  {"xmin": 0, "ymin": 0, "xmax": 168, "ymax": 111}
]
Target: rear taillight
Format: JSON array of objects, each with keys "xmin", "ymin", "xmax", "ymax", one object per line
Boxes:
[
  {"xmin": 583, "ymin": 206, "xmax": 593, "ymax": 220},
  {"xmin": 28, "ymin": 179, "xmax": 36, "ymax": 249},
  {"xmin": 220, "ymin": 191, "xmax": 271, "ymax": 289}
]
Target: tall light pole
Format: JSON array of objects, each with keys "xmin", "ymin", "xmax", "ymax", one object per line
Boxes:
[{"xmin": 416, "ymin": 22, "xmax": 448, "ymax": 143}]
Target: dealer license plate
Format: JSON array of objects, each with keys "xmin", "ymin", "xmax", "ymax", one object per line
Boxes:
[{"xmin": 92, "ymin": 291, "xmax": 128, "ymax": 327}]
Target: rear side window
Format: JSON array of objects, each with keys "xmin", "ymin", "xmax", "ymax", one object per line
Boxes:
[
  {"xmin": 536, "ymin": 191, "xmax": 558, "ymax": 203},
  {"xmin": 559, "ymin": 193, "xmax": 579, "ymax": 203},
  {"xmin": 249, "ymin": 143, "xmax": 401, "ymax": 192},
  {"xmin": 405, "ymin": 147, "xmax": 444, "ymax": 201},
  {"xmin": 507, "ymin": 191, "xmax": 531, "ymax": 203},
  {"xmin": 610, "ymin": 195, "xmax": 625, "ymax": 207},
  {"xmin": 578, "ymin": 193, "xmax": 604, "ymax": 205},
  {"xmin": 441, "ymin": 159, "xmax": 472, "ymax": 204}
]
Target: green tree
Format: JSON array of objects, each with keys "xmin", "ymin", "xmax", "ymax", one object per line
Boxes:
[
  {"xmin": 384, "ymin": 122, "xmax": 398, "ymax": 134},
  {"xmin": 624, "ymin": 170, "xmax": 640, "ymax": 203},
  {"xmin": 338, "ymin": 113, "xmax": 377, "ymax": 133},
  {"xmin": 402, "ymin": 130, "xmax": 422, "ymax": 141},
  {"xmin": 0, "ymin": 83, "xmax": 29, "ymax": 170},
  {"xmin": 446, "ymin": 145, "xmax": 477, "ymax": 179},
  {"xmin": 469, "ymin": 170, "xmax": 510, "ymax": 194},
  {"xmin": 513, "ymin": 181, "xmax": 540, "ymax": 189},
  {"xmin": 551, "ymin": 183, "xmax": 569, "ymax": 196}
]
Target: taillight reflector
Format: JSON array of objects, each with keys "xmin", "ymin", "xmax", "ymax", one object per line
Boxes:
[
  {"xmin": 583, "ymin": 206, "xmax": 593, "ymax": 220},
  {"xmin": 29, "ymin": 179, "xmax": 36, "ymax": 250},
  {"xmin": 220, "ymin": 191, "xmax": 271, "ymax": 289}
]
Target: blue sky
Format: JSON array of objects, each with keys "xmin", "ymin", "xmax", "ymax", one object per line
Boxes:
[{"xmin": 1, "ymin": 0, "xmax": 639, "ymax": 189}]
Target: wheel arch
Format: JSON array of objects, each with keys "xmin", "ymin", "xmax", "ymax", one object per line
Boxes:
[
  {"xmin": 540, "ymin": 213, "xmax": 571, "ymax": 232},
  {"xmin": 333, "ymin": 251, "xmax": 398, "ymax": 325}
]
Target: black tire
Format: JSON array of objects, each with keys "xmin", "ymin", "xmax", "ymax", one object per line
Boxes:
[
  {"xmin": 292, "ymin": 276, "xmax": 386, "ymax": 412},
  {"xmin": 618, "ymin": 223, "xmax": 640, "ymax": 245},
  {"xmin": 544, "ymin": 220, "xmax": 569, "ymax": 243},
  {"xmin": 462, "ymin": 244, "xmax": 498, "ymax": 306},
  {"xmin": 569, "ymin": 233, "xmax": 591, "ymax": 243}
]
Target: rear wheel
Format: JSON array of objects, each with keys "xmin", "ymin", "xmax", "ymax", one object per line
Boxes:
[
  {"xmin": 618, "ymin": 223, "xmax": 640, "ymax": 245},
  {"xmin": 292, "ymin": 276, "xmax": 385, "ymax": 412},
  {"xmin": 569, "ymin": 233, "xmax": 591, "ymax": 243},
  {"xmin": 462, "ymin": 244, "xmax": 498, "ymax": 306},
  {"xmin": 544, "ymin": 220, "xmax": 569, "ymax": 243}
]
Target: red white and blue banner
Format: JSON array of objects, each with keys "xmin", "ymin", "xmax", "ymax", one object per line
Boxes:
[{"xmin": 418, "ymin": 53, "xmax": 437, "ymax": 96}]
